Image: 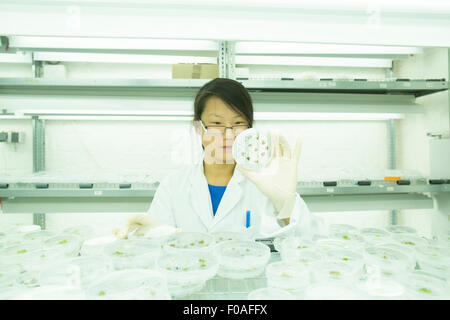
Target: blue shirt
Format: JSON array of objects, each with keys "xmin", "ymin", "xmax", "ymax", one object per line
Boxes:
[{"xmin": 208, "ymin": 184, "xmax": 227, "ymax": 216}]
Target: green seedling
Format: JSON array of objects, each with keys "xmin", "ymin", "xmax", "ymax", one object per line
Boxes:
[{"xmin": 58, "ymin": 240, "xmax": 67, "ymax": 245}]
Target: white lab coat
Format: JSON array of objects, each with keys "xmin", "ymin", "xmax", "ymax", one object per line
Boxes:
[{"xmin": 146, "ymin": 161, "xmax": 326, "ymax": 239}]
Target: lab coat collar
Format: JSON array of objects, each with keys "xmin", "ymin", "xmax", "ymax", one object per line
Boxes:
[{"xmin": 188, "ymin": 160, "xmax": 245, "ymax": 231}]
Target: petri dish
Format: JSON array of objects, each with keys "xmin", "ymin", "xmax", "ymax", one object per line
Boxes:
[
  {"xmin": 356, "ymin": 277, "xmax": 406, "ymax": 299},
  {"xmin": 104, "ymin": 239, "xmax": 161, "ymax": 270},
  {"xmin": 12, "ymin": 285, "xmax": 86, "ymax": 300},
  {"xmin": 62, "ymin": 225, "xmax": 94, "ymax": 241},
  {"xmin": 14, "ymin": 270, "xmax": 41, "ymax": 289},
  {"xmin": 377, "ymin": 243, "xmax": 417, "ymax": 271},
  {"xmin": 324, "ymin": 249, "xmax": 365, "ymax": 274},
  {"xmin": 43, "ymin": 234, "xmax": 83, "ymax": 257},
  {"xmin": 19, "ymin": 247, "xmax": 67, "ymax": 272},
  {"xmin": 163, "ymin": 232, "xmax": 215, "ymax": 254},
  {"xmin": 392, "ymin": 234, "xmax": 428, "ymax": 249},
  {"xmin": 415, "ymin": 244, "xmax": 450, "ymax": 281},
  {"xmin": 232, "ymin": 128, "xmax": 272, "ymax": 171},
  {"xmin": 211, "ymin": 232, "xmax": 252, "ymax": 244},
  {"xmin": 328, "ymin": 224, "xmax": 360, "ymax": 236},
  {"xmin": 0, "ymin": 242, "xmax": 42, "ymax": 266},
  {"xmin": 364, "ymin": 245, "xmax": 413, "ymax": 277},
  {"xmin": 80, "ymin": 235, "xmax": 117, "ymax": 256},
  {"xmin": 86, "ymin": 269, "xmax": 170, "ymax": 300},
  {"xmin": 404, "ymin": 271, "xmax": 450, "ymax": 300},
  {"xmin": 282, "ymin": 248, "xmax": 323, "ymax": 267},
  {"xmin": 279, "ymin": 237, "xmax": 315, "ymax": 262},
  {"xmin": 214, "ymin": 240, "xmax": 271, "ymax": 279},
  {"xmin": 65, "ymin": 256, "xmax": 114, "ymax": 289},
  {"xmin": 265, "ymin": 261, "xmax": 310, "ymax": 291},
  {"xmin": 304, "ymin": 283, "xmax": 365, "ymax": 300},
  {"xmin": 0, "ymin": 268, "xmax": 22, "ymax": 289},
  {"xmin": 386, "ymin": 225, "xmax": 418, "ymax": 235},
  {"xmin": 157, "ymin": 251, "xmax": 219, "ymax": 297},
  {"xmin": 360, "ymin": 228, "xmax": 392, "ymax": 246},
  {"xmin": 329, "ymin": 232, "xmax": 365, "ymax": 252},
  {"xmin": 22, "ymin": 230, "xmax": 57, "ymax": 246},
  {"xmin": 248, "ymin": 287, "xmax": 296, "ymax": 300},
  {"xmin": 310, "ymin": 260, "xmax": 361, "ymax": 284}
]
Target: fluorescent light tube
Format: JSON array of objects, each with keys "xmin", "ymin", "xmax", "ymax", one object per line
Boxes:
[
  {"xmin": 235, "ymin": 56, "xmax": 392, "ymax": 68},
  {"xmin": 235, "ymin": 42, "xmax": 423, "ymax": 55},
  {"xmin": 33, "ymin": 52, "xmax": 217, "ymax": 64},
  {"xmin": 38, "ymin": 115, "xmax": 193, "ymax": 121},
  {"xmin": 254, "ymin": 112, "xmax": 404, "ymax": 121},
  {"xmin": 9, "ymin": 37, "xmax": 219, "ymax": 51}
]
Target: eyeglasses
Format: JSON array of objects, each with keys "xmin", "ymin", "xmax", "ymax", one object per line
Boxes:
[{"xmin": 199, "ymin": 120, "xmax": 249, "ymax": 135}]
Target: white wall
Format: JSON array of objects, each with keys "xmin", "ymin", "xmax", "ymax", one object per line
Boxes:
[
  {"xmin": 1, "ymin": 58, "xmax": 443, "ymax": 237},
  {"xmin": 394, "ymin": 48, "xmax": 449, "ymax": 238}
]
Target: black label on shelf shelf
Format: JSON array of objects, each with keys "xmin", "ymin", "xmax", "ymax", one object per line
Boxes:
[
  {"xmin": 35, "ymin": 183, "xmax": 49, "ymax": 189},
  {"xmin": 79, "ymin": 183, "xmax": 93, "ymax": 189},
  {"xmin": 357, "ymin": 181, "xmax": 371, "ymax": 186},
  {"xmin": 429, "ymin": 179, "xmax": 445, "ymax": 184},
  {"xmin": 397, "ymin": 180, "xmax": 411, "ymax": 185},
  {"xmin": 0, "ymin": 183, "xmax": 9, "ymax": 189},
  {"xmin": 323, "ymin": 181, "xmax": 337, "ymax": 187},
  {"xmin": 119, "ymin": 183, "xmax": 132, "ymax": 189}
]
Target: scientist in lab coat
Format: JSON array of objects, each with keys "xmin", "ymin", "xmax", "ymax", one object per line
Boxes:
[{"xmin": 114, "ymin": 78, "xmax": 325, "ymax": 239}]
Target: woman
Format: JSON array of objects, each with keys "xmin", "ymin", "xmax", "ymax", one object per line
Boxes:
[{"xmin": 114, "ymin": 78, "xmax": 325, "ymax": 239}]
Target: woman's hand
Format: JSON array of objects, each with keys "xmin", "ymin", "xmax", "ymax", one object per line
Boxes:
[
  {"xmin": 236, "ymin": 131, "xmax": 302, "ymax": 220},
  {"xmin": 112, "ymin": 214, "xmax": 156, "ymax": 240}
]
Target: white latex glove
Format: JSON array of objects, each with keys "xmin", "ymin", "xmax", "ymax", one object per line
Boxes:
[
  {"xmin": 112, "ymin": 214, "xmax": 156, "ymax": 240},
  {"xmin": 236, "ymin": 131, "xmax": 302, "ymax": 220}
]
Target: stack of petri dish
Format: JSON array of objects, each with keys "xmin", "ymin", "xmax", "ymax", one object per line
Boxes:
[
  {"xmin": 360, "ymin": 228, "xmax": 392, "ymax": 246},
  {"xmin": 247, "ymin": 287, "xmax": 295, "ymax": 300},
  {"xmin": 44, "ymin": 234, "xmax": 83, "ymax": 257},
  {"xmin": 279, "ymin": 237, "xmax": 315, "ymax": 262},
  {"xmin": 80, "ymin": 235, "xmax": 117, "ymax": 256},
  {"xmin": 414, "ymin": 243, "xmax": 450, "ymax": 283},
  {"xmin": 385, "ymin": 225, "xmax": 418, "ymax": 235},
  {"xmin": 157, "ymin": 251, "xmax": 219, "ymax": 297},
  {"xmin": 104, "ymin": 239, "xmax": 161, "ymax": 270},
  {"xmin": 265, "ymin": 261, "xmax": 310, "ymax": 297},
  {"xmin": 363, "ymin": 245, "xmax": 414, "ymax": 280},
  {"xmin": 214, "ymin": 240, "xmax": 271, "ymax": 279},
  {"xmin": 403, "ymin": 271, "xmax": 450, "ymax": 300},
  {"xmin": 12, "ymin": 285, "xmax": 86, "ymax": 300},
  {"xmin": 211, "ymin": 232, "xmax": 251, "ymax": 244},
  {"xmin": 86, "ymin": 269, "xmax": 170, "ymax": 300},
  {"xmin": 43, "ymin": 256, "xmax": 115, "ymax": 289},
  {"xmin": 62, "ymin": 225, "xmax": 94, "ymax": 241},
  {"xmin": 304, "ymin": 283, "xmax": 366, "ymax": 300},
  {"xmin": 163, "ymin": 232, "xmax": 215, "ymax": 254}
]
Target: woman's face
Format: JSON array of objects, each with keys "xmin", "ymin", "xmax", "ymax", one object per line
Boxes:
[{"xmin": 197, "ymin": 96, "xmax": 249, "ymax": 165}]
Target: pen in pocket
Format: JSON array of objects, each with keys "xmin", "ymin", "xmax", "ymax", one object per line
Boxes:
[{"xmin": 245, "ymin": 210, "xmax": 251, "ymax": 228}]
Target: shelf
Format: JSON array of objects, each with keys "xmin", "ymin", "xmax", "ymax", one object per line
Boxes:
[
  {"xmin": 0, "ymin": 78, "xmax": 447, "ymax": 98},
  {"xmin": 0, "ymin": 181, "xmax": 448, "ymax": 214}
]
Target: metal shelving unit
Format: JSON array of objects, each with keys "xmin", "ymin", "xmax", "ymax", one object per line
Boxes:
[
  {"xmin": 0, "ymin": 78, "xmax": 447, "ymax": 98},
  {"xmin": 1, "ymin": 180, "xmax": 448, "ymax": 214},
  {"xmin": 0, "ymin": 42, "xmax": 448, "ymax": 231}
]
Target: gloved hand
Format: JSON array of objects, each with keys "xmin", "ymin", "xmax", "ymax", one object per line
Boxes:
[
  {"xmin": 236, "ymin": 131, "xmax": 302, "ymax": 220},
  {"xmin": 112, "ymin": 214, "xmax": 156, "ymax": 240}
]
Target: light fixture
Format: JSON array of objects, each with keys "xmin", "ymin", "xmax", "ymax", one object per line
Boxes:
[
  {"xmin": 254, "ymin": 112, "xmax": 404, "ymax": 121},
  {"xmin": 235, "ymin": 56, "xmax": 392, "ymax": 68},
  {"xmin": 33, "ymin": 52, "xmax": 216, "ymax": 64},
  {"xmin": 9, "ymin": 36, "xmax": 219, "ymax": 51},
  {"xmin": 235, "ymin": 42, "xmax": 423, "ymax": 56}
]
